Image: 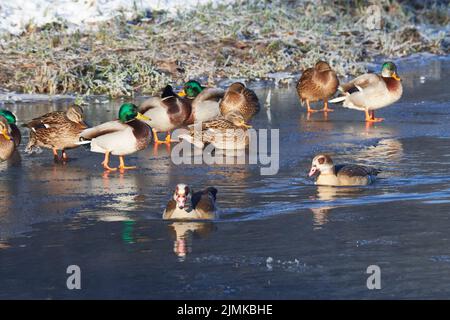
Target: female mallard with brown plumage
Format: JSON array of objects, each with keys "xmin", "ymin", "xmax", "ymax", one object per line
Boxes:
[
  {"xmin": 0, "ymin": 116, "xmax": 15, "ymax": 161},
  {"xmin": 179, "ymin": 111, "xmax": 252, "ymax": 150},
  {"xmin": 163, "ymin": 183, "xmax": 218, "ymax": 220},
  {"xmin": 79, "ymin": 103, "xmax": 151, "ymax": 171},
  {"xmin": 329, "ymin": 62, "xmax": 402, "ymax": 122},
  {"xmin": 296, "ymin": 61, "xmax": 339, "ymax": 113},
  {"xmin": 23, "ymin": 106, "xmax": 87, "ymax": 161},
  {"xmin": 219, "ymin": 82, "xmax": 260, "ymax": 122},
  {"xmin": 0, "ymin": 110, "xmax": 21, "ymax": 147},
  {"xmin": 139, "ymin": 85, "xmax": 191, "ymax": 145}
]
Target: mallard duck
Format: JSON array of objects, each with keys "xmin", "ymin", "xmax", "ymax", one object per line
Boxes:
[
  {"xmin": 179, "ymin": 111, "xmax": 251, "ymax": 150},
  {"xmin": 163, "ymin": 183, "xmax": 218, "ymax": 220},
  {"xmin": 139, "ymin": 85, "xmax": 191, "ymax": 145},
  {"xmin": 0, "ymin": 116, "xmax": 15, "ymax": 161},
  {"xmin": 296, "ymin": 61, "xmax": 339, "ymax": 113},
  {"xmin": 308, "ymin": 154, "xmax": 381, "ymax": 186},
  {"xmin": 79, "ymin": 103, "xmax": 151, "ymax": 171},
  {"xmin": 329, "ymin": 62, "xmax": 403, "ymax": 122},
  {"xmin": 178, "ymin": 80, "xmax": 225, "ymax": 125},
  {"xmin": 23, "ymin": 106, "xmax": 87, "ymax": 161},
  {"xmin": 219, "ymin": 82, "xmax": 260, "ymax": 122},
  {"xmin": 0, "ymin": 109, "xmax": 21, "ymax": 146}
]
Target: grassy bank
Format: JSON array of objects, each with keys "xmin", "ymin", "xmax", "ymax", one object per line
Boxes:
[{"xmin": 0, "ymin": 0, "xmax": 448, "ymax": 97}]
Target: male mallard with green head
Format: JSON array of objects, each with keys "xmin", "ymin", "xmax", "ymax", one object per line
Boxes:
[
  {"xmin": 79, "ymin": 103, "xmax": 151, "ymax": 171},
  {"xmin": 139, "ymin": 85, "xmax": 191, "ymax": 145},
  {"xmin": 219, "ymin": 82, "xmax": 260, "ymax": 123},
  {"xmin": 0, "ymin": 116, "xmax": 15, "ymax": 161},
  {"xmin": 178, "ymin": 80, "xmax": 225, "ymax": 125},
  {"xmin": 23, "ymin": 105, "xmax": 87, "ymax": 161},
  {"xmin": 0, "ymin": 109, "xmax": 21, "ymax": 146},
  {"xmin": 329, "ymin": 62, "xmax": 403, "ymax": 122},
  {"xmin": 296, "ymin": 61, "xmax": 339, "ymax": 113}
]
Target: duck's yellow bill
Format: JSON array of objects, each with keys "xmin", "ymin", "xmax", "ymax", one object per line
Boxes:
[
  {"xmin": 392, "ymin": 72, "xmax": 401, "ymax": 81},
  {"xmin": 177, "ymin": 90, "xmax": 186, "ymax": 97},
  {"xmin": 1, "ymin": 129, "xmax": 11, "ymax": 141},
  {"xmin": 243, "ymin": 124, "xmax": 252, "ymax": 129},
  {"xmin": 136, "ymin": 113, "xmax": 151, "ymax": 121}
]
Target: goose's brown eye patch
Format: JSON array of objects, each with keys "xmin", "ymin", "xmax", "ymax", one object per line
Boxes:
[{"xmin": 318, "ymin": 157, "xmax": 325, "ymax": 164}]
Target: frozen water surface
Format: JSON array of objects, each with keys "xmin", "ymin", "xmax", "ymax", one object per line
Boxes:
[{"xmin": 1, "ymin": 56, "xmax": 450, "ymax": 299}]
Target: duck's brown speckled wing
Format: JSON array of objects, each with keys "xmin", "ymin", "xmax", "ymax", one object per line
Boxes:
[
  {"xmin": 220, "ymin": 88, "xmax": 259, "ymax": 122},
  {"xmin": 335, "ymin": 164, "xmax": 381, "ymax": 177},
  {"xmin": 297, "ymin": 68, "xmax": 338, "ymax": 102},
  {"xmin": 296, "ymin": 67, "xmax": 315, "ymax": 101},
  {"xmin": 25, "ymin": 111, "xmax": 66, "ymax": 129},
  {"xmin": 25, "ymin": 111, "xmax": 87, "ymax": 150}
]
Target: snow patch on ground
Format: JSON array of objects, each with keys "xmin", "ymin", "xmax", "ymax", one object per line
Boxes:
[{"xmin": 0, "ymin": 0, "xmax": 229, "ymax": 36}]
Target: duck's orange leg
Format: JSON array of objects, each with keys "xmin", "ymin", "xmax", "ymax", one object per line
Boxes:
[
  {"xmin": 102, "ymin": 151, "xmax": 117, "ymax": 171},
  {"xmin": 118, "ymin": 156, "xmax": 136, "ymax": 171},
  {"xmin": 365, "ymin": 109, "xmax": 384, "ymax": 122},
  {"xmin": 52, "ymin": 148, "xmax": 59, "ymax": 161},
  {"xmin": 62, "ymin": 149, "xmax": 68, "ymax": 161},
  {"xmin": 153, "ymin": 128, "xmax": 175, "ymax": 145},
  {"xmin": 306, "ymin": 100, "xmax": 319, "ymax": 113},
  {"xmin": 321, "ymin": 100, "xmax": 334, "ymax": 112}
]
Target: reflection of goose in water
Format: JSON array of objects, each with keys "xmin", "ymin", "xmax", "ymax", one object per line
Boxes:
[
  {"xmin": 310, "ymin": 186, "xmax": 366, "ymax": 228},
  {"xmin": 167, "ymin": 221, "xmax": 216, "ymax": 260}
]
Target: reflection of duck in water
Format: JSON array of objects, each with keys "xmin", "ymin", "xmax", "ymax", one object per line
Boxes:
[
  {"xmin": 308, "ymin": 154, "xmax": 381, "ymax": 186},
  {"xmin": 163, "ymin": 183, "xmax": 218, "ymax": 220},
  {"xmin": 167, "ymin": 221, "xmax": 216, "ymax": 259},
  {"xmin": 354, "ymin": 138, "xmax": 404, "ymax": 164},
  {"xmin": 310, "ymin": 185, "xmax": 366, "ymax": 228}
]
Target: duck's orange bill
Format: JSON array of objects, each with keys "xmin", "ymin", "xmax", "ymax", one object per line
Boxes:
[
  {"xmin": 177, "ymin": 90, "xmax": 186, "ymax": 97},
  {"xmin": 392, "ymin": 72, "xmax": 401, "ymax": 81}
]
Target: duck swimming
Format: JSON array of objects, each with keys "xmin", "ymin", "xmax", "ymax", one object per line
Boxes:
[
  {"xmin": 163, "ymin": 183, "xmax": 218, "ymax": 220},
  {"xmin": 308, "ymin": 154, "xmax": 381, "ymax": 186}
]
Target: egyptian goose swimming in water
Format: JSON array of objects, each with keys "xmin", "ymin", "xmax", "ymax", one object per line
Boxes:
[
  {"xmin": 296, "ymin": 61, "xmax": 339, "ymax": 113},
  {"xmin": 163, "ymin": 183, "xmax": 218, "ymax": 220},
  {"xmin": 329, "ymin": 61, "xmax": 402, "ymax": 122},
  {"xmin": 308, "ymin": 154, "xmax": 381, "ymax": 186}
]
